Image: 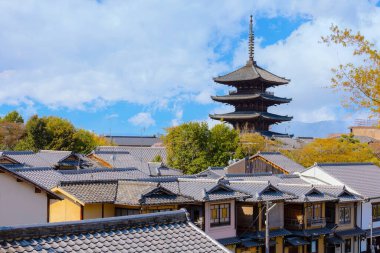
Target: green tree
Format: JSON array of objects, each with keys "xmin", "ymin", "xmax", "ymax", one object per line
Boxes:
[
  {"xmin": 14, "ymin": 114, "xmax": 112, "ymax": 153},
  {"xmin": 283, "ymin": 137, "xmax": 379, "ymax": 167},
  {"xmin": 151, "ymin": 154, "xmax": 163, "ymax": 163},
  {"xmin": 208, "ymin": 124, "xmax": 239, "ymax": 166},
  {"xmin": 0, "ymin": 111, "xmax": 24, "ymax": 123},
  {"xmin": 322, "ymin": 25, "xmax": 380, "ymax": 120},
  {"xmin": 163, "ymin": 122, "xmax": 239, "ymax": 174}
]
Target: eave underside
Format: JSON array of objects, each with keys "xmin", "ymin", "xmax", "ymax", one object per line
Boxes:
[
  {"xmin": 209, "ymin": 111, "xmax": 292, "ymax": 123},
  {"xmin": 211, "ymin": 94, "xmax": 291, "ymax": 105}
]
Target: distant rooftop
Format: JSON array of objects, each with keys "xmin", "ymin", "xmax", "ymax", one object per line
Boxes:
[{"xmin": 105, "ymin": 135, "xmax": 162, "ymax": 147}]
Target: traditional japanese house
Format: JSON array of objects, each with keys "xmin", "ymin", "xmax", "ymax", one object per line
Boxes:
[{"xmin": 210, "ymin": 16, "xmax": 292, "ymax": 136}]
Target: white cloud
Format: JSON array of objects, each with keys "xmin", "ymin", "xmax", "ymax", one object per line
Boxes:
[
  {"xmin": 128, "ymin": 112, "xmax": 155, "ymax": 128},
  {"xmin": 105, "ymin": 113, "xmax": 119, "ymax": 120},
  {"xmin": 0, "ymin": 0, "xmax": 379, "ymax": 128}
]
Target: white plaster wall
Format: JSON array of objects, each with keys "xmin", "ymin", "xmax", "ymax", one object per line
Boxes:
[
  {"xmin": 0, "ymin": 173, "xmax": 48, "ymax": 226},
  {"xmin": 205, "ymin": 200, "xmax": 236, "ymax": 240}
]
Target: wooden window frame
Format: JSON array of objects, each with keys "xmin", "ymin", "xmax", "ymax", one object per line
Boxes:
[
  {"xmin": 339, "ymin": 206, "xmax": 351, "ymax": 224},
  {"xmin": 210, "ymin": 203, "xmax": 231, "ymax": 227},
  {"xmin": 372, "ymin": 203, "xmax": 380, "ymax": 222}
]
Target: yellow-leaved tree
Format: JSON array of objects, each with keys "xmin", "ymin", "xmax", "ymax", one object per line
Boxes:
[
  {"xmin": 283, "ymin": 134, "xmax": 380, "ymax": 167},
  {"xmin": 322, "ymin": 25, "xmax": 380, "ymax": 121}
]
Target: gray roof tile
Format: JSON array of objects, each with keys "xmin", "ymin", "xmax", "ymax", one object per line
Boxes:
[
  {"xmin": 0, "ymin": 210, "xmax": 229, "ymax": 252},
  {"xmin": 311, "ymin": 163, "xmax": 380, "ymax": 199},
  {"xmin": 252, "ymin": 152, "xmax": 305, "ymax": 174}
]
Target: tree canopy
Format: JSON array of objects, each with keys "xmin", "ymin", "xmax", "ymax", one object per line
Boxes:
[
  {"xmin": 322, "ymin": 25, "xmax": 380, "ymax": 121},
  {"xmin": 163, "ymin": 122, "xmax": 239, "ymax": 174},
  {"xmin": 0, "ymin": 111, "xmax": 111, "ymax": 153},
  {"xmin": 283, "ymin": 134, "xmax": 380, "ymax": 167}
]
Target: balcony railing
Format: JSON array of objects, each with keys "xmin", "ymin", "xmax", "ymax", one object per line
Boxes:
[
  {"xmin": 285, "ymin": 218, "xmax": 304, "ymax": 229},
  {"xmin": 307, "ymin": 217, "xmax": 326, "ymax": 227}
]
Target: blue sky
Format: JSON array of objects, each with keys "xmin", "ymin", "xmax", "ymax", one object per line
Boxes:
[{"xmin": 0, "ymin": 1, "xmax": 379, "ymax": 137}]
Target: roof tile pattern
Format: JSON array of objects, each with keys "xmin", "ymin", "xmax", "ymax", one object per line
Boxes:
[
  {"xmin": 252, "ymin": 152, "xmax": 305, "ymax": 174},
  {"xmin": 60, "ymin": 181, "xmax": 117, "ymax": 203},
  {"xmin": 311, "ymin": 163, "xmax": 380, "ymax": 199},
  {"xmin": 0, "ymin": 210, "xmax": 229, "ymax": 253}
]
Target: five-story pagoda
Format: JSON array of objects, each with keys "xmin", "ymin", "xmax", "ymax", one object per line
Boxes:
[{"xmin": 209, "ymin": 16, "xmax": 292, "ymax": 136}]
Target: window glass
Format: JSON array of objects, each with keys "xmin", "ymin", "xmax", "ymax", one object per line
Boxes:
[
  {"xmin": 373, "ymin": 203, "xmax": 380, "ymax": 221},
  {"xmin": 339, "ymin": 206, "xmax": 351, "ymax": 224},
  {"xmin": 210, "ymin": 203, "xmax": 231, "ymax": 227},
  {"xmin": 311, "ymin": 240, "xmax": 317, "ymax": 253}
]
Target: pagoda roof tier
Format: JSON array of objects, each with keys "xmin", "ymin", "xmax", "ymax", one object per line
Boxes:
[
  {"xmin": 209, "ymin": 111, "xmax": 292, "ymax": 122},
  {"xmin": 213, "ymin": 60, "xmax": 289, "ymax": 85},
  {"xmin": 211, "ymin": 93, "xmax": 291, "ymax": 104}
]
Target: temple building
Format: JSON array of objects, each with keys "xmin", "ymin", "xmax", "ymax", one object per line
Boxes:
[{"xmin": 209, "ymin": 16, "xmax": 292, "ymax": 136}]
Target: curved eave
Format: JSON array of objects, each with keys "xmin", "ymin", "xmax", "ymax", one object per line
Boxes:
[
  {"xmin": 213, "ymin": 62, "xmax": 290, "ymax": 86},
  {"xmin": 211, "ymin": 95, "xmax": 291, "ymax": 104},
  {"xmin": 209, "ymin": 113, "xmax": 292, "ymax": 122}
]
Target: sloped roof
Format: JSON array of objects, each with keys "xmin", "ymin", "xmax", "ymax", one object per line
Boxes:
[
  {"xmin": 0, "ymin": 151, "xmax": 51, "ymax": 167},
  {"xmin": 0, "ymin": 165, "xmax": 61, "ymax": 200},
  {"xmin": 36, "ymin": 150, "xmax": 76, "ymax": 166},
  {"xmin": 61, "ymin": 168, "xmax": 147, "ymax": 181},
  {"xmin": 12, "ymin": 167, "xmax": 147, "ymax": 190},
  {"xmin": 59, "ymin": 181, "xmax": 117, "ymax": 204},
  {"xmin": 105, "ymin": 135, "xmax": 162, "ymax": 147},
  {"xmin": 0, "ymin": 209, "xmax": 229, "ymax": 252},
  {"xmin": 12, "ymin": 167, "xmax": 66, "ymax": 189},
  {"xmin": 211, "ymin": 93, "xmax": 291, "ymax": 104},
  {"xmin": 116, "ymin": 181, "xmax": 194, "ymax": 205},
  {"xmin": 161, "ymin": 178, "xmax": 249, "ymax": 202},
  {"xmin": 198, "ymin": 167, "xmax": 227, "ymax": 179},
  {"xmin": 310, "ymin": 163, "xmax": 380, "ymax": 199},
  {"xmin": 228, "ymin": 181, "xmax": 295, "ymax": 202},
  {"xmin": 209, "ymin": 111, "xmax": 292, "ymax": 122},
  {"xmin": 251, "ymin": 152, "xmax": 305, "ymax": 174},
  {"xmin": 213, "ymin": 61, "xmax": 289, "ymax": 85},
  {"xmin": 93, "ymin": 146, "xmax": 167, "ymax": 163}
]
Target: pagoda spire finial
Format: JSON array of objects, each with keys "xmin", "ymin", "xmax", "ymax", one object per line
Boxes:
[{"xmin": 248, "ymin": 15, "xmax": 254, "ymax": 63}]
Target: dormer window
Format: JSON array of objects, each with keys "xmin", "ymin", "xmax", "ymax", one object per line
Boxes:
[{"xmin": 210, "ymin": 203, "xmax": 230, "ymax": 227}]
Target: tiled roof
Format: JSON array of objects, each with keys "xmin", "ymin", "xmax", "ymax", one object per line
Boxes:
[
  {"xmin": 228, "ymin": 181, "xmax": 295, "ymax": 202},
  {"xmin": 37, "ymin": 150, "xmax": 73, "ymax": 166},
  {"xmin": 335, "ymin": 227, "xmax": 366, "ymax": 237},
  {"xmin": 116, "ymin": 181, "xmax": 194, "ymax": 205},
  {"xmin": 225, "ymin": 173, "xmax": 308, "ymax": 185},
  {"xmin": 0, "ymin": 151, "xmax": 51, "ymax": 167},
  {"xmin": 0, "ymin": 165, "xmax": 61, "ymax": 200},
  {"xmin": 147, "ymin": 162, "xmax": 183, "ymax": 176},
  {"xmin": 198, "ymin": 167, "xmax": 227, "ymax": 179},
  {"xmin": 12, "ymin": 167, "xmax": 66, "ymax": 189},
  {"xmin": 213, "ymin": 61, "xmax": 289, "ymax": 85},
  {"xmin": 93, "ymin": 146, "xmax": 167, "ymax": 163},
  {"xmin": 252, "ymin": 152, "xmax": 305, "ymax": 174},
  {"xmin": 209, "ymin": 111, "xmax": 292, "ymax": 122},
  {"xmin": 61, "ymin": 168, "xmax": 148, "ymax": 181},
  {"xmin": 250, "ymin": 228, "xmax": 292, "ymax": 239},
  {"xmin": 104, "ymin": 135, "xmax": 162, "ymax": 147},
  {"xmin": 211, "ymin": 93, "xmax": 291, "ymax": 104},
  {"xmin": 59, "ymin": 181, "xmax": 118, "ymax": 204},
  {"xmin": 276, "ymin": 184, "xmax": 338, "ymax": 203},
  {"xmin": 0, "ymin": 209, "xmax": 229, "ymax": 253},
  {"xmin": 162, "ymin": 178, "xmax": 250, "ymax": 202},
  {"xmin": 311, "ymin": 163, "xmax": 380, "ymax": 199},
  {"xmin": 12, "ymin": 167, "xmax": 147, "ymax": 190}
]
